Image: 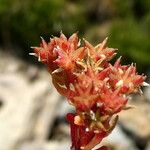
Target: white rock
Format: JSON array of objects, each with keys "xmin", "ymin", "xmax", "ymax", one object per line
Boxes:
[
  {"xmin": 119, "ymin": 101, "xmax": 150, "ymax": 140},
  {"xmin": 0, "ymin": 54, "xmax": 61, "ymax": 150},
  {"xmin": 20, "ymin": 141, "xmax": 70, "ymax": 150},
  {"xmin": 93, "ymin": 126, "xmax": 138, "ymax": 150}
]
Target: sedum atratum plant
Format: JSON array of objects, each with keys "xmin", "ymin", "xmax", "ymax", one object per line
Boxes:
[{"xmin": 30, "ymin": 32, "xmax": 146, "ymax": 150}]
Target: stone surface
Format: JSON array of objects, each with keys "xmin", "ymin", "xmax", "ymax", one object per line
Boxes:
[
  {"xmin": 0, "ymin": 53, "xmax": 61, "ymax": 150},
  {"xmin": 94, "ymin": 126, "xmax": 138, "ymax": 150},
  {"xmin": 146, "ymin": 142, "xmax": 150, "ymax": 150},
  {"xmin": 20, "ymin": 141, "xmax": 70, "ymax": 150},
  {"xmin": 119, "ymin": 100, "xmax": 150, "ymax": 140},
  {"xmin": 144, "ymin": 86, "xmax": 150, "ymax": 102}
]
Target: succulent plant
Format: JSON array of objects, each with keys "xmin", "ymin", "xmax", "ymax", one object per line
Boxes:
[{"xmin": 31, "ymin": 32, "xmax": 146, "ymax": 150}]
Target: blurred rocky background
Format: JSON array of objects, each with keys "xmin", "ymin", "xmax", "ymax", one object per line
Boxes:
[{"xmin": 0, "ymin": 0, "xmax": 150, "ymax": 150}]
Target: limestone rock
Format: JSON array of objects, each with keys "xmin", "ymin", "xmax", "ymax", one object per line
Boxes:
[
  {"xmin": 20, "ymin": 141, "xmax": 70, "ymax": 150},
  {"xmin": 146, "ymin": 142, "xmax": 150, "ymax": 150},
  {"xmin": 94, "ymin": 126, "xmax": 138, "ymax": 150},
  {"xmin": 0, "ymin": 53, "xmax": 61, "ymax": 150},
  {"xmin": 119, "ymin": 101, "xmax": 150, "ymax": 140},
  {"xmin": 144, "ymin": 86, "xmax": 150, "ymax": 102}
]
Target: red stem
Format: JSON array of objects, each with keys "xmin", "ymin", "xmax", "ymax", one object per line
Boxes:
[{"xmin": 66, "ymin": 113, "xmax": 107, "ymax": 150}]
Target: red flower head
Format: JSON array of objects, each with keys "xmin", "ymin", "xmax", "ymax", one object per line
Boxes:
[
  {"xmin": 109, "ymin": 57, "xmax": 146, "ymax": 94},
  {"xmin": 54, "ymin": 32, "xmax": 85, "ymax": 71},
  {"xmin": 100, "ymin": 87, "xmax": 128, "ymax": 113},
  {"xmin": 31, "ymin": 32, "xmax": 147, "ymax": 150},
  {"xmin": 84, "ymin": 38, "xmax": 117, "ymax": 62}
]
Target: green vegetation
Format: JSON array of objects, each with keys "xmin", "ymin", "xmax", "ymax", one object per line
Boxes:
[{"xmin": 0, "ymin": 0, "xmax": 149, "ymax": 72}]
